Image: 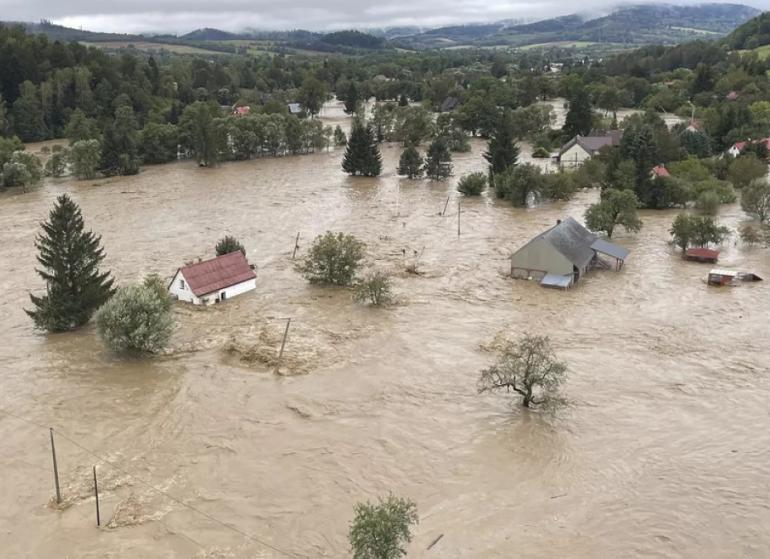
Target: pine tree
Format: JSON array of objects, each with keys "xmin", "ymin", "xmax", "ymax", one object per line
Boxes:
[
  {"xmin": 563, "ymin": 87, "xmax": 593, "ymax": 138},
  {"xmin": 397, "ymin": 146, "xmax": 424, "ymax": 179},
  {"xmin": 483, "ymin": 110, "xmax": 519, "ymax": 180},
  {"xmin": 630, "ymin": 125, "xmax": 659, "ymax": 207},
  {"xmin": 343, "ymin": 82, "xmax": 359, "ymax": 115},
  {"xmin": 100, "ymin": 106, "xmax": 140, "ymax": 176},
  {"xmin": 425, "ymin": 138, "xmax": 452, "ymax": 180},
  {"xmin": 27, "ymin": 194, "xmax": 115, "ymax": 332},
  {"xmin": 342, "ymin": 121, "xmax": 382, "ymax": 177}
]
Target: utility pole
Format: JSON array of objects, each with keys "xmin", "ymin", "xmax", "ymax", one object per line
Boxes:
[{"xmin": 50, "ymin": 428, "xmax": 61, "ymax": 504}]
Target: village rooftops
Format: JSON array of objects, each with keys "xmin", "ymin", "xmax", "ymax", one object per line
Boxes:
[{"xmin": 175, "ymin": 251, "xmax": 256, "ymax": 297}]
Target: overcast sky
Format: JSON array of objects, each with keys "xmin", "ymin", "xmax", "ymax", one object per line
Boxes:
[{"xmin": 1, "ymin": 0, "xmax": 766, "ymax": 34}]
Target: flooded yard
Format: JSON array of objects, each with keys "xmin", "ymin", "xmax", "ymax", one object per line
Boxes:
[{"xmin": 0, "ymin": 105, "xmax": 768, "ymax": 558}]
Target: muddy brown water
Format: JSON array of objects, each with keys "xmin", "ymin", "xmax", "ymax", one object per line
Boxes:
[{"xmin": 1, "ymin": 103, "xmax": 769, "ymax": 558}]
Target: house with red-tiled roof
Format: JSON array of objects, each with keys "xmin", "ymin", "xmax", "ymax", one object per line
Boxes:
[
  {"xmin": 233, "ymin": 105, "xmax": 251, "ymax": 117},
  {"xmin": 168, "ymin": 251, "xmax": 256, "ymax": 305},
  {"xmin": 651, "ymin": 164, "xmax": 670, "ymax": 179},
  {"xmin": 728, "ymin": 138, "xmax": 770, "ymax": 159}
]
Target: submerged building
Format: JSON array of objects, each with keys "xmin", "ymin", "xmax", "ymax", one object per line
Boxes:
[
  {"xmin": 510, "ymin": 217, "xmax": 629, "ymax": 289},
  {"xmin": 168, "ymin": 251, "xmax": 256, "ymax": 305}
]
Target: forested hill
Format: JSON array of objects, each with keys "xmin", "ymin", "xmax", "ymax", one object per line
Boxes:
[{"xmin": 726, "ymin": 11, "xmax": 770, "ymax": 49}]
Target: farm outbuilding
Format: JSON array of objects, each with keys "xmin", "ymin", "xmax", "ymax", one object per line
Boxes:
[
  {"xmin": 510, "ymin": 217, "xmax": 629, "ymax": 288},
  {"xmin": 168, "ymin": 251, "xmax": 256, "ymax": 305}
]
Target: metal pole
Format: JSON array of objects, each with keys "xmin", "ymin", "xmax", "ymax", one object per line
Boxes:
[
  {"xmin": 93, "ymin": 466, "xmax": 100, "ymax": 527},
  {"xmin": 50, "ymin": 428, "xmax": 61, "ymax": 504},
  {"xmin": 291, "ymin": 232, "xmax": 300, "ymax": 259},
  {"xmin": 274, "ymin": 318, "xmax": 291, "ymax": 374},
  {"xmin": 441, "ymin": 196, "xmax": 450, "ymax": 216},
  {"xmin": 457, "ymin": 200, "xmax": 461, "ymax": 237}
]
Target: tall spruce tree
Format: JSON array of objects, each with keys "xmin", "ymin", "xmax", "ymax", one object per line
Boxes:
[
  {"xmin": 483, "ymin": 110, "xmax": 519, "ymax": 180},
  {"xmin": 397, "ymin": 146, "xmax": 424, "ymax": 179},
  {"xmin": 342, "ymin": 121, "xmax": 382, "ymax": 177},
  {"xmin": 630, "ymin": 125, "xmax": 660, "ymax": 207},
  {"xmin": 563, "ymin": 87, "xmax": 593, "ymax": 138},
  {"xmin": 425, "ymin": 138, "xmax": 452, "ymax": 180},
  {"xmin": 27, "ymin": 194, "xmax": 115, "ymax": 332}
]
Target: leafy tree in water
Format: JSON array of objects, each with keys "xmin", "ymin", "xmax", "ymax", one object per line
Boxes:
[
  {"xmin": 424, "ymin": 137, "xmax": 452, "ymax": 180},
  {"xmin": 180, "ymin": 101, "xmax": 225, "ymax": 167},
  {"xmin": 298, "ymin": 76, "xmax": 327, "ymax": 116},
  {"xmin": 333, "ymin": 125, "xmax": 347, "ymax": 146},
  {"xmin": 397, "ymin": 146, "xmax": 424, "ymax": 179},
  {"xmin": 100, "ymin": 106, "xmax": 140, "ymax": 176},
  {"xmin": 27, "ymin": 194, "xmax": 115, "ymax": 332},
  {"xmin": 483, "ymin": 110, "xmax": 519, "ymax": 181},
  {"xmin": 139, "ymin": 123, "xmax": 179, "ymax": 164},
  {"xmin": 2, "ymin": 150, "xmax": 42, "ymax": 189},
  {"xmin": 215, "ymin": 235, "xmax": 246, "ymax": 256},
  {"xmin": 342, "ymin": 121, "xmax": 382, "ymax": 177},
  {"xmin": 349, "ymin": 495, "xmax": 418, "ymax": 559},
  {"xmin": 562, "ymin": 87, "xmax": 593, "ymax": 139},
  {"xmin": 298, "ymin": 232, "xmax": 366, "ymax": 286},
  {"xmin": 69, "ymin": 140, "xmax": 101, "ymax": 180},
  {"xmin": 457, "ymin": 172, "xmax": 487, "ymax": 196},
  {"xmin": 728, "ymin": 154, "xmax": 767, "ymax": 189},
  {"xmin": 44, "ymin": 145, "xmax": 68, "ymax": 177},
  {"xmin": 741, "ymin": 178, "xmax": 770, "ymax": 223},
  {"xmin": 354, "ymin": 271, "xmax": 393, "ymax": 306},
  {"xmin": 494, "ymin": 164, "xmax": 545, "ymax": 207},
  {"xmin": 478, "ymin": 333, "xmax": 567, "ymax": 408},
  {"xmin": 64, "ymin": 109, "xmax": 100, "ymax": 144},
  {"xmin": 584, "ymin": 189, "xmax": 642, "ymax": 238},
  {"xmin": 95, "ymin": 281, "xmax": 174, "ymax": 355},
  {"xmin": 669, "ymin": 214, "xmax": 729, "ymax": 253}
]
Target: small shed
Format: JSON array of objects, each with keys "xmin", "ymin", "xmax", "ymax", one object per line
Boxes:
[
  {"xmin": 707, "ymin": 269, "xmax": 762, "ymax": 286},
  {"xmin": 685, "ymin": 248, "xmax": 719, "ymax": 263},
  {"xmin": 169, "ymin": 251, "xmax": 256, "ymax": 305}
]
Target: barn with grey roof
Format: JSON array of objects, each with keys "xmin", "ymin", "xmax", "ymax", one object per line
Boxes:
[{"xmin": 510, "ymin": 217, "xmax": 629, "ymax": 289}]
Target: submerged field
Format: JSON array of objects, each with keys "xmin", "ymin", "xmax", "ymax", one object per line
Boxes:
[{"xmin": 1, "ymin": 104, "xmax": 769, "ymax": 558}]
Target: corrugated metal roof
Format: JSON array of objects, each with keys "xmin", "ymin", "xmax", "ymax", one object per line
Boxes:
[
  {"xmin": 541, "ymin": 274, "xmax": 573, "ymax": 288},
  {"xmin": 591, "ymin": 238, "xmax": 630, "ymax": 260},
  {"xmin": 178, "ymin": 252, "xmax": 256, "ymax": 297},
  {"xmin": 542, "ymin": 217, "xmax": 598, "ymax": 269},
  {"xmin": 686, "ymin": 248, "xmax": 719, "ymax": 259},
  {"xmin": 709, "ymin": 269, "xmax": 737, "ymax": 277}
]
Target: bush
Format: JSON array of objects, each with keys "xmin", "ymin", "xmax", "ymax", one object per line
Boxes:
[
  {"xmin": 739, "ymin": 223, "xmax": 763, "ymax": 246},
  {"xmin": 215, "ymin": 235, "xmax": 245, "ymax": 256},
  {"xmin": 2, "ymin": 150, "xmax": 42, "ymax": 188},
  {"xmin": 457, "ymin": 172, "xmax": 487, "ymax": 196},
  {"xmin": 695, "ymin": 191, "xmax": 720, "ymax": 215},
  {"xmin": 143, "ymin": 274, "xmax": 173, "ymax": 312},
  {"xmin": 95, "ymin": 284, "xmax": 174, "ymax": 355},
  {"xmin": 349, "ymin": 495, "xmax": 418, "ymax": 559},
  {"xmin": 354, "ymin": 271, "xmax": 393, "ymax": 306},
  {"xmin": 44, "ymin": 146, "xmax": 68, "ymax": 177},
  {"xmin": 298, "ymin": 232, "xmax": 366, "ymax": 286}
]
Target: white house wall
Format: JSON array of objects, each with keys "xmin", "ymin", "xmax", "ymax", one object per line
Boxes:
[
  {"xmin": 168, "ymin": 272, "xmax": 256, "ymax": 306},
  {"xmin": 560, "ymin": 144, "xmax": 591, "ymax": 167}
]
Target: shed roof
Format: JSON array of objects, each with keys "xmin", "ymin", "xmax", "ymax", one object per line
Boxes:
[
  {"xmin": 559, "ymin": 134, "xmax": 618, "ymax": 157},
  {"xmin": 686, "ymin": 247, "xmax": 719, "ymax": 260},
  {"xmin": 541, "ymin": 273, "xmax": 573, "ymax": 288},
  {"xmin": 591, "ymin": 238, "xmax": 630, "ymax": 261},
  {"xmin": 540, "ymin": 217, "xmax": 598, "ymax": 269},
  {"xmin": 177, "ymin": 251, "xmax": 256, "ymax": 297}
]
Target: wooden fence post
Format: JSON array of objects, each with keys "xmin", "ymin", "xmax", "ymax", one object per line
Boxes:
[
  {"xmin": 49, "ymin": 428, "xmax": 61, "ymax": 505},
  {"xmin": 93, "ymin": 466, "xmax": 100, "ymax": 527},
  {"xmin": 274, "ymin": 318, "xmax": 292, "ymax": 374}
]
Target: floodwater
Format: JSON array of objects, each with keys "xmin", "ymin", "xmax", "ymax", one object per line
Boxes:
[{"xmin": 1, "ymin": 101, "xmax": 769, "ymax": 558}]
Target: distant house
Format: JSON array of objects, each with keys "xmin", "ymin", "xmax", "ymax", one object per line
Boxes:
[
  {"xmin": 287, "ymin": 103, "xmax": 302, "ymax": 115},
  {"xmin": 510, "ymin": 217, "xmax": 629, "ymax": 289},
  {"xmin": 651, "ymin": 164, "xmax": 670, "ymax": 179},
  {"xmin": 725, "ymin": 91, "xmax": 740, "ymax": 101},
  {"xmin": 168, "ymin": 251, "xmax": 256, "ymax": 305},
  {"xmin": 685, "ymin": 120, "xmax": 701, "ymax": 134},
  {"xmin": 233, "ymin": 105, "xmax": 251, "ymax": 117},
  {"xmin": 558, "ymin": 131, "xmax": 622, "ymax": 167},
  {"xmin": 728, "ymin": 138, "xmax": 770, "ymax": 159}
]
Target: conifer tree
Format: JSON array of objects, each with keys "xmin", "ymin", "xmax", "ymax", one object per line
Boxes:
[
  {"xmin": 100, "ymin": 106, "xmax": 140, "ymax": 176},
  {"xmin": 27, "ymin": 194, "xmax": 115, "ymax": 332},
  {"xmin": 563, "ymin": 87, "xmax": 593, "ymax": 138},
  {"xmin": 342, "ymin": 120, "xmax": 382, "ymax": 177},
  {"xmin": 425, "ymin": 138, "xmax": 452, "ymax": 180},
  {"xmin": 397, "ymin": 146, "xmax": 424, "ymax": 179},
  {"xmin": 483, "ymin": 110, "xmax": 519, "ymax": 180}
]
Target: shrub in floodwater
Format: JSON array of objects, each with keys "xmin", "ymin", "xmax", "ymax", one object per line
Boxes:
[
  {"xmin": 349, "ymin": 494, "xmax": 418, "ymax": 559},
  {"xmin": 739, "ymin": 223, "xmax": 763, "ymax": 247},
  {"xmin": 354, "ymin": 271, "xmax": 393, "ymax": 306},
  {"xmin": 215, "ymin": 235, "xmax": 245, "ymax": 256},
  {"xmin": 456, "ymin": 172, "xmax": 487, "ymax": 196},
  {"xmin": 96, "ymin": 283, "xmax": 174, "ymax": 355},
  {"xmin": 478, "ymin": 333, "xmax": 567, "ymax": 408},
  {"xmin": 298, "ymin": 232, "xmax": 366, "ymax": 286},
  {"xmin": 695, "ymin": 190, "xmax": 720, "ymax": 216}
]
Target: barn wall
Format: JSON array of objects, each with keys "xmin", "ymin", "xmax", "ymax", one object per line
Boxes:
[{"xmin": 511, "ymin": 238, "xmax": 573, "ymax": 280}]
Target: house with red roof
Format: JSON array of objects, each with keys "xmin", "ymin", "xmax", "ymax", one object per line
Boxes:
[
  {"xmin": 728, "ymin": 138, "xmax": 770, "ymax": 159},
  {"xmin": 233, "ymin": 106, "xmax": 251, "ymax": 117},
  {"xmin": 168, "ymin": 251, "xmax": 256, "ymax": 305},
  {"xmin": 651, "ymin": 164, "xmax": 670, "ymax": 179}
]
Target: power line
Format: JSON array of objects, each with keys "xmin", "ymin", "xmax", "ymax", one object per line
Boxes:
[{"xmin": 0, "ymin": 407, "xmax": 303, "ymax": 559}]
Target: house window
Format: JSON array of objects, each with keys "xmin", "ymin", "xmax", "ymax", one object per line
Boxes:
[{"xmin": 179, "ymin": 279, "xmax": 185, "ymax": 290}]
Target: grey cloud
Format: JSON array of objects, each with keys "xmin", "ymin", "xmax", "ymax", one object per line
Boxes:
[{"xmin": 0, "ymin": 0, "xmax": 764, "ymax": 34}]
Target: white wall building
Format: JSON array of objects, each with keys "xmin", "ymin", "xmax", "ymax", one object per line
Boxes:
[{"xmin": 168, "ymin": 251, "xmax": 256, "ymax": 305}]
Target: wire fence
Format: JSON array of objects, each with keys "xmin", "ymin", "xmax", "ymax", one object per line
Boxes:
[{"xmin": 0, "ymin": 406, "xmax": 303, "ymax": 559}]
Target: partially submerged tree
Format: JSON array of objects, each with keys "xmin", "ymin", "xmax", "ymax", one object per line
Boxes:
[
  {"xmin": 354, "ymin": 271, "xmax": 393, "ymax": 306},
  {"xmin": 298, "ymin": 232, "xmax": 366, "ymax": 286},
  {"xmin": 2, "ymin": 150, "xmax": 42, "ymax": 189},
  {"xmin": 424, "ymin": 137, "xmax": 452, "ymax": 180},
  {"xmin": 483, "ymin": 110, "xmax": 519, "ymax": 180},
  {"xmin": 215, "ymin": 235, "xmax": 246, "ymax": 256},
  {"xmin": 669, "ymin": 214, "xmax": 730, "ymax": 253},
  {"xmin": 27, "ymin": 194, "xmax": 115, "ymax": 332},
  {"xmin": 397, "ymin": 146, "xmax": 424, "ymax": 179},
  {"xmin": 584, "ymin": 189, "xmax": 642, "ymax": 238},
  {"xmin": 741, "ymin": 178, "xmax": 770, "ymax": 223},
  {"xmin": 349, "ymin": 495, "xmax": 418, "ymax": 559},
  {"xmin": 478, "ymin": 334, "xmax": 567, "ymax": 408},
  {"xmin": 95, "ymin": 282, "xmax": 174, "ymax": 355},
  {"xmin": 343, "ymin": 121, "xmax": 382, "ymax": 177},
  {"xmin": 68, "ymin": 139, "xmax": 101, "ymax": 180},
  {"xmin": 457, "ymin": 172, "xmax": 487, "ymax": 196},
  {"xmin": 333, "ymin": 125, "xmax": 347, "ymax": 146}
]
